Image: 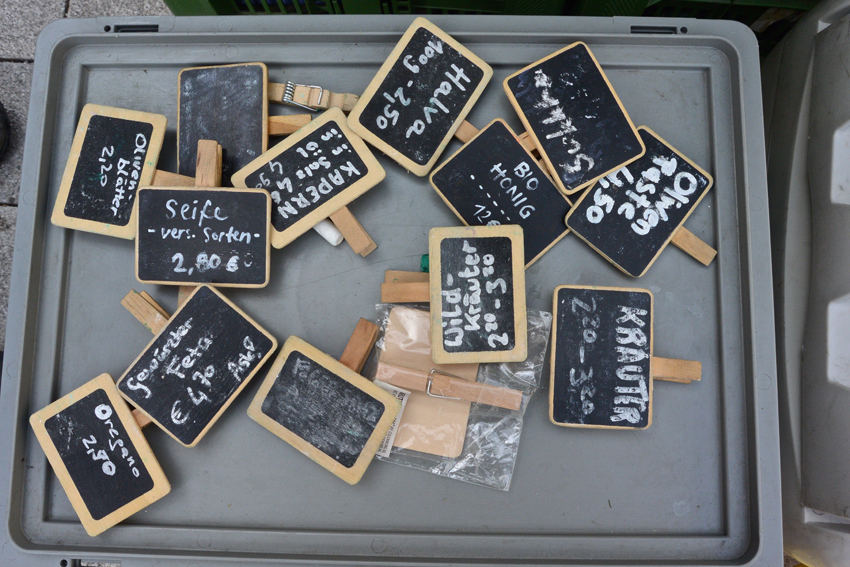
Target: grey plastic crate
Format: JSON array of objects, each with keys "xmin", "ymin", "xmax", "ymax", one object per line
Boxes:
[{"xmin": 0, "ymin": 15, "xmax": 779, "ymax": 566}]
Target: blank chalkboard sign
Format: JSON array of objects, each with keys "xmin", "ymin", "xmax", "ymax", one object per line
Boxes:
[
  {"xmin": 232, "ymin": 108, "xmax": 384, "ymax": 249},
  {"xmin": 347, "ymin": 17, "xmax": 492, "ymax": 176},
  {"xmin": 247, "ymin": 336, "xmax": 401, "ymax": 485},
  {"xmin": 429, "ymin": 119, "xmax": 572, "ymax": 267},
  {"xmin": 504, "ymin": 42, "xmax": 644, "ymax": 195},
  {"xmin": 178, "ymin": 63, "xmax": 268, "ymax": 186},
  {"xmin": 29, "ymin": 373, "xmax": 170, "ymax": 536},
  {"xmin": 566, "ymin": 127, "xmax": 714, "ymax": 277},
  {"xmin": 550, "ymin": 285, "xmax": 654, "ymax": 429},
  {"xmin": 117, "ymin": 286, "xmax": 277, "ymax": 447},
  {"xmin": 51, "ymin": 104, "xmax": 167, "ymax": 239},
  {"xmin": 135, "ymin": 187, "xmax": 271, "ymax": 287},
  {"xmin": 429, "ymin": 225, "xmax": 527, "ymax": 364}
]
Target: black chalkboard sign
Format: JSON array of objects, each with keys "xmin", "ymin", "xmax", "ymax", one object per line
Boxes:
[
  {"xmin": 51, "ymin": 104, "xmax": 167, "ymax": 239},
  {"xmin": 29, "ymin": 374, "xmax": 170, "ymax": 536},
  {"xmin": 347, "ymin": 17, "xmax": 492, "ymax": 176},
  {"xmin": 429, "ymin": 225, "xmax": 527, "ymax": 364},
  {"xmin": 117, "ymin": 286, "xmax": 277, "ymax": 447},
  {"xmin": 232, "ymin": 108, "xmax": 385, "ymax": 249},
  {"xmin": 429, "ymin": 119, "xmax": 572, "ymax": 266},
  {"xmin": 178, "ymin": 63, "xmax": 268, "ymax": 186},
  {"xmin": 504, "ymin": 42, "xmax": 645, "ymax": 195},
  {"xmin": 247, "ymin": 336, "xmax": 401, "ymax": 485},
  {"xmin": 550, "ymin": 286, "xmax": 654, "ymax": 429},
  {"xmin": 566, "ymin": 127, "xmax": 714, "ymax": 277},
  {"xmin": 135, "ymin": 187, "xmax": 271, "ymax": 287}
]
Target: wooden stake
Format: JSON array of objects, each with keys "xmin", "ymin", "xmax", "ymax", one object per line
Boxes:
[
  {"xmin": 268, "ymin": 114, "xmax": 312, "ymax": 136},
  {"xmin": 384, "ymin": 270, "xmax": 429, "ymax": 284},
  {"xmin": 329, "ymin": 206, "xmax": 377, "ymax": 257},
  {"xmin": 151, "ymin": 169, "xmax": 195, "ymax": 187},
  {"xmin": 671, "ymin": 227, "xmax": 717, "ymax": 266},
  {"xmin": 380, "ymin": 281, "xmax": 430, "ymax": 304},
  {"xmin": 121, "ymin": 290, "xmax": 170, "ymax": 335},
  {"xmin": 652, "ymin": 356, "xmax": 702, "ymax": 384},
  {"xmin": 338, "ymin": 318, "xmax": 380, "ymax": 373}
]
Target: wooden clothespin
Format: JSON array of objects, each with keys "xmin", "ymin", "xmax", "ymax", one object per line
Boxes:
[{"xmin": 268, "ymin": 81, "xmax": 359, "ymax": 113}]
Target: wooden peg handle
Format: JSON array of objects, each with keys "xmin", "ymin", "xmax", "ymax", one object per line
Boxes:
[
  {"xmin": 121, "ymin": 290, "xmax": 170, "ymax": 335},
  {"xmin": 151, "ymin": 169, "xmax": 195, "ymax": 187},
  {"xmin": 195, "ymin": 140, "xmax": 222, "ymax": 188},
  {"xmin": 268, "ymin": 114, "xmax": 312, "ymax": 136},
  {"xmin": 671, "ymin": 227, "xmax": 717, "ymax": 266},
  {"xmin": 652, "ymin": 356, "xmax": 702, "ymax": 384},
  {"xmin": 338, "ymin": 318, "xmax": 380, "ymax": 373},
  {"xmin": 380, "ymin": 281, "xmax": 430, "ymax": 304},
  {"xmin": 384, "ymin": 270, "xmax": 429, "ymax": 284},
  {"xmin": 328, "ymin": 206, "xmax": 377, "ymax": 257},
  {"xmin": 132, "ymin": 408, "xmax": 153, "ymax": 429},
  {"xmin": 375, "ymin": 362, "xmax": 522, "ymax": 411},
  {"xmin": 453, "ymin": 120, "xmax": 479, "ymax": 143}
]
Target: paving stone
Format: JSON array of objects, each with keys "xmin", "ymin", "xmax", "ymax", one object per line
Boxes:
[
  {"xmin": 0, "ymin": 62, "xmax": 33, "ymax": 206},
  {"xmin": 0, "ymin": 205, "xmax": 16, "ymax": 350},
  {"xmin": 67, "ymin": 0, "xmax": 172, "ymax": 18},
  {"xmin": 0, "ymin": 0, "xmax": 65, "ymax": 60}
]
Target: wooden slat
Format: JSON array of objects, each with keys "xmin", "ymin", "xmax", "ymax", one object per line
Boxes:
[
  {"xmin": 652, "ymin": 356, "xmax": 702, "ymax": 384},
  {"xmin": 376, "ymin": 362, "xmax": 522, "ymax": 411},
  {"xmin": 670, "ymin": 227, "xmax": 717, "ymax": 266},
  {"xmin": 151, "ymin": 169, "xmax": 195, "ymax": 187},
  {"xmin": 384, "ymin": 270, "xmax": 429, "ymax": 284},
  {"xmin": 338, "ymin": 318, "xmax": 380, "ymax": 373},
  {"xmin": 380, "ymin": 281, "xmax": 430, "ymax": 303},
  {"xmin": 329, "ymin": 206, "xmax": 377, "ymax": 257},
  {"xmin": 268, "ymin": 114, "xmax": 312, "ymax": 136},
  {"xmin": 121, "ymin": 290, "xmax": 170, "ymax": 335}
]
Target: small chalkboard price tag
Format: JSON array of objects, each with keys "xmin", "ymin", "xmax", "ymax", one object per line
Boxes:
[
  {"xmin": 117, "ymin": 285, "xmax": 277, "ymax": 447},
  {"xmin": 178, "ymin": 62, "xmax": 268, "ymax": 186},
  {"xmin": 566, "ymin": 127, "xmax": 714, "ymax": 277},
  {"xmin": 29, "ymin": 373, "xmax": 170, "ymax": 536},
  {"xmin": 504, "ymin": 42, "xmax": 645, "ymax": 195},
  {"xmin": 429, "ymin": 119, "xmax": 572, "ymax": 266},
  {"xmin": 247, "ymin": 336, "xmax": 401, "ymax": 485},
  {"xmin": 135, "ymin": 187, "xmax": 271, "ymax": 287},
  {"xmin": 429, "ymin": 225, "xmax": 527, "ymax": 364},
  {"xmin": 51, "ymin": 104, "xmax": 167, "ymax": 239},
  {"xmin": 232, "ymin": 108, "xmax": 384, "ymax": 249},
  {"xmin": 347, "ymin": 17, "xmax": 492, "ymax": 176}
]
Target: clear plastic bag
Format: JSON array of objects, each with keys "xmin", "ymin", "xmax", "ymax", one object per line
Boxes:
[{"xmin": 364, "ymin": 305, "xmax": 552, "ymax": 491}]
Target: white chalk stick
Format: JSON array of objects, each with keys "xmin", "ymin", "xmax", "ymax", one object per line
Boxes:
[{"xmin": 313, "ymin": 219, "xmax": 344, "ymax": 246}]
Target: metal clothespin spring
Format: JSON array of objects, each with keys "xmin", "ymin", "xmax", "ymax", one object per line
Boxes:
[
  {"xmin": 426, "ymin": 369, "xmax": 463, "ymax": 401},
  {"xmin": 282, "ymin": 81, "xmax": 323, "ymax": 111}
]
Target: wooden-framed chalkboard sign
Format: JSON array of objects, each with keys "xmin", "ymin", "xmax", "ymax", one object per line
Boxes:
[
  {"xmin": 550, "ymin": 285, "xmax": 654, "ymax": 430},
  {"xmin": 117, "ymin": 285, "xmax": 277, "ymax": 447},
  {"xmin": 51, "ymin": 104, "xmax": 167, "ymax": 239},
  {"xmin": 347, "ymin": 17, "xmax": 492, "ymax": 177},
  {"xmin": 135, "ymin": 187, "xmax": 271, "ymax": 287},
  {"xmin": 178, "ymin": 62, "xmax": 268, "ymax": 186},
  {"xmin": 566, "ymin": 127, "xmax": 714, "ymax": 277},
  {"xmin": 429, "ymin": 119, "xmax": 572, "ymax": 267},
  {"xmin": 429, "ymin": 225, "xmax": 527, "ymax": 364},
  {"xmin": 247, "ymin": 336, "xmax": 401, "ymax": 485},
  {"xmin": 29, "ymin": 373, "xmax": 170, "ymax": 536},
  {"xmin": 504, "ymin": 42, "xmax": 645, "ymax": 195},
  {"xmin": 232, "ymin": 108, "xmax": 384, "ymax": 249}
]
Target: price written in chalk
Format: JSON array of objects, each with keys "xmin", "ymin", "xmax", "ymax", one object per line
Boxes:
[{"xmin": 136, "ymin": 188, "xmax": 271, "ymax": 287}]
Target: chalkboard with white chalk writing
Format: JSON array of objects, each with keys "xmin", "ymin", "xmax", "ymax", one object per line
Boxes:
[
  {"xmin": 29, "ymin": 374, "xmax": 170, "ymax": 536},
  {"xmin": 429, "ymin": 225, "xmax": 527, "ymax": 365},
  {"xmin": 429, "ymin": 119, "xmax": 572, "ymax": 266},
  {"xmin": 135, "ymin": 187, "xmax": 271, "ymax": 287},
  {"xmin": 178, "ymin": 63, "xmax": 268, "ymax": 186},
  {"xmin": 51, "ymin": 104, "xmax": 166, "ymax": 240},
  {"xmin": 347, "ymin": 17, "xmax": 492, "ymax": 176},
  {"xmin": 247, "ymin": 337, "xmax": 401, "ymax": 485},
  {"xmin": 232, "ymin": 108, "xmax": 384, "ymax": 249},
  {"xmin": 117, "ymin": 286, "xmax": 276, "ymax": 447},
  {"xmin": 504, "ymin": 42, "xmax": 644, "ymax": 195},
  {"xmin": 566, "ymin": 127, "xmax": 714, "ymax": 277},
  {"xmin": 550, "ymin": 286, "xmax": 654, "ymax": 429}
]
